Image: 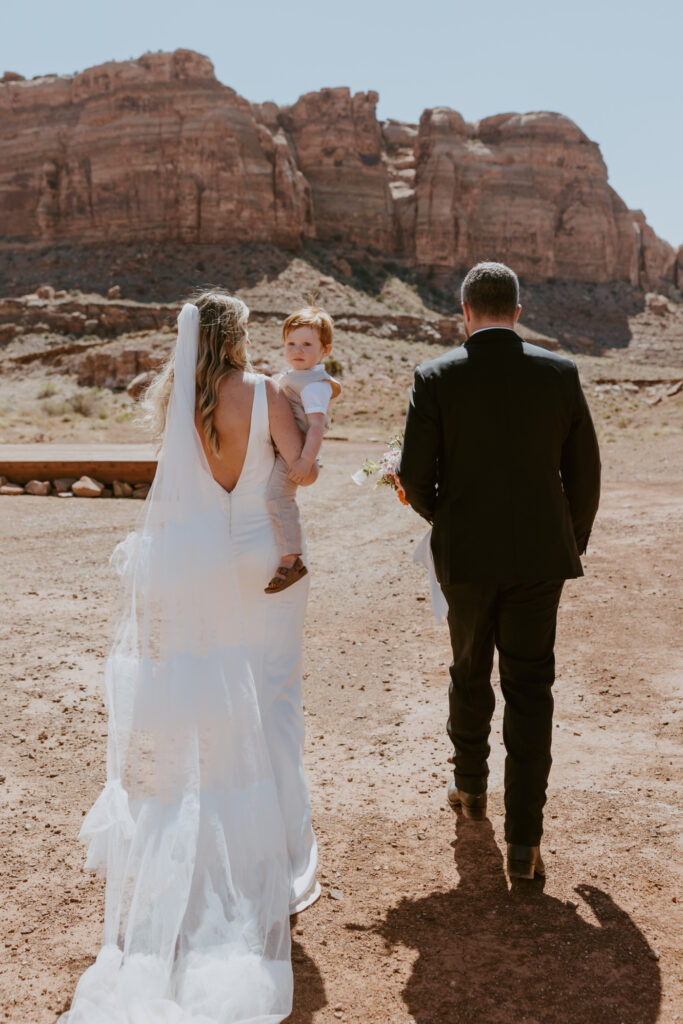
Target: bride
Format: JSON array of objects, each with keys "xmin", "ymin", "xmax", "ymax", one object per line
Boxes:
[{"xmin": 60, "ymin": 293, "xmax": 321, "ymax": 1023}]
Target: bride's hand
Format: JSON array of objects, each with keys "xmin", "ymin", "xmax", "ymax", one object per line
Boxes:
[{"xmin": 288, "ymin": 457, "xmax": 316, "ymax": 485}]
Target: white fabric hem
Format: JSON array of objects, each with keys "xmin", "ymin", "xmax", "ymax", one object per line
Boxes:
[{"xmin": 289, "ymin": 880, "xmax": 321, "ymax": 916}]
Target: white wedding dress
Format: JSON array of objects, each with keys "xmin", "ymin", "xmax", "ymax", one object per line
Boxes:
[{"xmin": 60, "ymin": 305, "xmax": 319, "ymax": 1024}]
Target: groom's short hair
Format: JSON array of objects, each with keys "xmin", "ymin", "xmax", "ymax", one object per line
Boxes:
[{"xmin": 461, "ymin": 262, "xmax": 519, "ymax": 318}]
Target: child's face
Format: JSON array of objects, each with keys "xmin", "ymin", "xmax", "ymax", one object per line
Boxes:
[{"xmin": 283, "ymin": 326, "xmax": 329, "ymax": 371}]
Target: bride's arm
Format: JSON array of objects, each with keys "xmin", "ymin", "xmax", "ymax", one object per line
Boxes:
[{"xmin": 265, "ymin": 378, "xmax": 318, "ymax": 486}]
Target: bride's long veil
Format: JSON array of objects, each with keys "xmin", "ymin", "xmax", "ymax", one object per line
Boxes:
[{"xmin": 61, "ymin": 304, "xmax": 293, "ymax": 1024}]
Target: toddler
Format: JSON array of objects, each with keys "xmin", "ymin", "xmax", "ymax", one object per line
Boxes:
[{"xmin": 265, "ymin": 307, "xmax": 341, "ymax": 593}]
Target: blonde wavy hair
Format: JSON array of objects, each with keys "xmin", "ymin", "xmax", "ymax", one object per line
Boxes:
[{"xmin": 144, "ymin": 290, "xmax": 252, "ymax": 454}]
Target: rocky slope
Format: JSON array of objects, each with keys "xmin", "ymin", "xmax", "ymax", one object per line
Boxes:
[{"xmin": 1, "ymin": 51, "xmax": 680, "ymax": 290}]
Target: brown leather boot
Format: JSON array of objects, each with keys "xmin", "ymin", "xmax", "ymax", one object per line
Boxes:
[
  {"xmin": 447, "ymin": 780, "xmax": 487, "ymax": 820},
  {"xmin": 506, "ymin": 844, "xmax": 546, "ymax": 879}
]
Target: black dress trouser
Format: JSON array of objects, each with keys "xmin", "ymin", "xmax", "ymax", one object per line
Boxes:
[{"xmin": 441, "ymin": 580, "xmax": 564, "ymax": 846}]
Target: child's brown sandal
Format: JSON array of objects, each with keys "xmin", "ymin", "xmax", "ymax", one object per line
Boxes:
[{"xmin": 265, "ymin": 558, "xmax": 308, "ymax": 594}]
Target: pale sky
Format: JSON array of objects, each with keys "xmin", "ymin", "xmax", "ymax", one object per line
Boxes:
[{"xmin": 3, "ymin": 0, "xmax": 681, "ymax": 248}]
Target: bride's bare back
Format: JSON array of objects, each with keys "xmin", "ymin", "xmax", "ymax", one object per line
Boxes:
[{"xmin": 197, "ymin": 372, "xmax": 307, "ymax": 493}]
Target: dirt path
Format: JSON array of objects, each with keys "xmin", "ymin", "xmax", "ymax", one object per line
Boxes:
[{"xmin": 0, "ymin": 440, "xmax": 681, "ymax": 1024}]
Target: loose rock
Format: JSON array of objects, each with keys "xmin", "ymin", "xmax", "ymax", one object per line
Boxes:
[
  {"xmin": 112, "ymin": 480, "xmax": 133, "ymax": 498},
  {"xmin": 0, "ymin": 483, "xmax": 25, "ymax": 495},
  {"xmin": 25, "ymin": 480, "xmax": 51, "ymax": 496},
  {"xmin": 132, "ymin": 484, "xmax": 150, "ymax": 500},
  {"xmin": 53, "ymin": 477, "xmax": 77, "ymax": 493},
  {"xmin": 72, "ymin": 476, "xmax": 105, "ymax": 498}
]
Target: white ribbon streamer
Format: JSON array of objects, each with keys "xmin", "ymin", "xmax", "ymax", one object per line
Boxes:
[{"xmin": 413, "ymin": 528, "xmax": 449, "ymax": 624}]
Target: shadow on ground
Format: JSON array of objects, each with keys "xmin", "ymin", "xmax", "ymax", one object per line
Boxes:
[
  {"xmin": 289, "ymin": 935, "xmax": 327, "ymax": 1023},
  {"xmin": 373, "ymin": 817, "xmax": 661, "ymax": 1024}
]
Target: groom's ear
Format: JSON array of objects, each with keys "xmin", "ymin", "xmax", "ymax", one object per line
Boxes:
[{"xmin": 514, "ymin": 303, "xmax": 522, "ymax": 323}]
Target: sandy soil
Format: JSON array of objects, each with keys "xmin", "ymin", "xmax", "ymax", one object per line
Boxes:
[{"xmin": 0, "ymin": 429, "xmax": 681, "ymax": 1024}]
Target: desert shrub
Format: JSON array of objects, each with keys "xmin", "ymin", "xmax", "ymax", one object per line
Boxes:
[
  {"xmin": 37, "ymin": 382, "xmax": 56, "ymax": 399},
  {"xmin": 69, "ymin": 391, "xmax": 98, "ymax": 417},
  {"xmin": 325, "ymin": 356, "xmax": 344, "ymax": 377},
  {"xmin": 43, "ymin": 397, "xmax": 71, "ymax": 416}
]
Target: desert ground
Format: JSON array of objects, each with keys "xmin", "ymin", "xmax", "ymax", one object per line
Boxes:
[{"xmin": 0, "ymin": 270, "xmax": 682, "ymax": 1023}]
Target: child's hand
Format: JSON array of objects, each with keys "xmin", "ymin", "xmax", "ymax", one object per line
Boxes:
[{"xmin": 287, "ymin": 457, "xmax": 314, "ymax": 485}]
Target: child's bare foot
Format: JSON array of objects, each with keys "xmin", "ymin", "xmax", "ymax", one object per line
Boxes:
[{"xmin": 265, "ymin": 556, "xmax": 308, "ymax": 595}]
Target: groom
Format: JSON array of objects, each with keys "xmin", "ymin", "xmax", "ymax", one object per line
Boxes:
[{"xmin": 399, "ymin": 261, "xmax": 601, "ymax": 879}]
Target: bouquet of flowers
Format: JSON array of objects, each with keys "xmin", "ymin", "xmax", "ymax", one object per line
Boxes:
[{"xmin": 352, "ymin": 433, "xmax": 408, "ymax": 504}]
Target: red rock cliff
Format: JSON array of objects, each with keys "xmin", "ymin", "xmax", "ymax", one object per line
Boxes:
[{"xmin": 0, "ymin": 50, "xmax": 676, "ymax": 289}]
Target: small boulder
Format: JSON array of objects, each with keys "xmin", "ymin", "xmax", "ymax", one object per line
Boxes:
[
  {"xmin": 0, "ymin": 484, "xmax": 25, "ymax": 495},
  {"xmin": 107, "ymin": 285, "xmax": 121, "ymax": 300},
  {"xmin": 72, "ymin": 475, "xmax": 105, "ymax": 498},
  {"xmin": 127, "ymin": 370, "xmax": 155, "ymax": 400},
  {"xmin": 646, "ymin": 292, "xmax": 671, "ymax": 316},
  {"xmin": 0, "ymin": 475, "xmax": 6, "ymax": 487},
  {"xmin": 25, "ymin": 480, "xmax": 51, "ymax": 496},
  {"xmin": 112, "ymin": 480, "xmax": 133, "ymax": 498},
  {"xmin": 101, "ymin": 487, "xmax": 113, "ymax": 498},
  {"xmin": 132, "ymin": 484, "xmax": 150, "ymax": 500},
  {"xmin": 53, "ymin": 477, "xmax": 77, "ymax": 493},
  {"xmin": 54, "ymin": 290, "xmax": 67, "ymax": 299},
  {"xmin": 36, "ymin": 285, "xmax": 56, "ymax": 300}
]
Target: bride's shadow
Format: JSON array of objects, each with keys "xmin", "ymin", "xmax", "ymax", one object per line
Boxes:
[
  {"xmin": 373, "ymin": 817, "xmax": 661, "ymax": 1024},
  {"xmin": 289, "ymin": 930, "xmax": 327, "ymax": 1022}
]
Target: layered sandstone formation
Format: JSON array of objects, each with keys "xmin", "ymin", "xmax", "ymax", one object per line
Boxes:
[{"xmin": 0, "ymin": 50, "xmax": 677, "ymax": 289}]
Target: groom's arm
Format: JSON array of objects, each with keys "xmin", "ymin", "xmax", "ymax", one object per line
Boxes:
[
  {"xmin": 560, "ymin": 365, "xmax": 601, "ymax": 554},
  {"xmin": 398, "ymin": 367, "xmax": 439, "ymax": 523}
]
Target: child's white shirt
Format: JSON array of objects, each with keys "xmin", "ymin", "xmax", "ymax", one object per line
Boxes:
[{"xmin": 301, "ymin": 377, "xmax": 334, "ymax": 417}]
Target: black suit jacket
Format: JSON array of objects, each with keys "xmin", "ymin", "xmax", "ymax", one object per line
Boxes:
[{"xmin": 398, "ymin": 329, "xmax": 601, "ymax": 584}]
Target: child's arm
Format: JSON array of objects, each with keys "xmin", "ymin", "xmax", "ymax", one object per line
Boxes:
[
  {"xmin": 266, "ymin": 378, "xmax": 318, "ymax": 486},
  {"xmin": 287, "ymin": 413, "xmax": 326, "ymax": 484}
]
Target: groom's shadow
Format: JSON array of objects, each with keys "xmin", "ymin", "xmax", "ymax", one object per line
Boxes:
[{"xmin": 372, "ymin": 817, "xmax": 661, "ymax": 1024}]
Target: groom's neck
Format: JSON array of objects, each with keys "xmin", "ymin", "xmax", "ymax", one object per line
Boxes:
[
  {"xmin": 462, "ymin": 301, "xmax": 522, "ymax": 338},
  {"xmin": 465, "ymin": 319, "xmax": 517, "ymax": 338}
]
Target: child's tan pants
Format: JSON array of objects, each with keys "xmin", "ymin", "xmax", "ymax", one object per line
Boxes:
[{"xmin": 266, "ymin": 454, "xmax": 303, "ymax": 556}]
